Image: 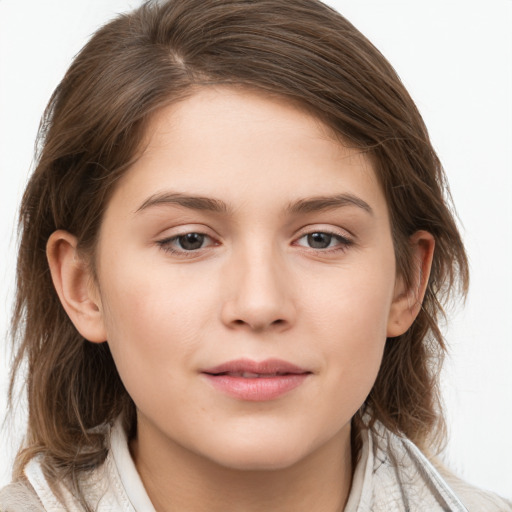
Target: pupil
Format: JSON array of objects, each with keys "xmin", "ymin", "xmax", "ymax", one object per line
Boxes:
[
  {"xmin": 179, "ymin": 233, "xmax": 204, "ymax": 250},
  {"xmin": 308, "ymin": 232, "xmax": 331, "ymax": 249}
]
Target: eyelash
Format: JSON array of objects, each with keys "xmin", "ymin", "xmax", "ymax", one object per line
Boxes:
[
  {"xmin": 156, "ymin": 233, "xmax": 217, "ymax": 257},
  {"xmin": 156, "ymin": 230, "xmax": 353, "ymax": 256},
  {"xmin": 293, "ymin": 231, "xmax": 353, "ymax": 253}
]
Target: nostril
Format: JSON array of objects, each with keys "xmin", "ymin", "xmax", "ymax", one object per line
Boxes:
[{"xmin": 229, "ymin": 318, "xmax": 287, "ymax": 330}]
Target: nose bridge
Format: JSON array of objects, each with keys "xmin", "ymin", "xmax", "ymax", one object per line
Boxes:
[{"xmin": 221, "ymin": 238, "xmax": 294, "ymax": 331}]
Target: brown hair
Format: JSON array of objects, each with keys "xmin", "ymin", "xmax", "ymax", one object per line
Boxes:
[{"xmin": 9, "ymin": 0, "xmax": 468, "ymax": 506}]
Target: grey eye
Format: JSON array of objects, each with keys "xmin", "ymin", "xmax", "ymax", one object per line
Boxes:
[
  {"xmin": 307, "ymin": 232, "xmax": 333, "ymax": 249},
  {"xmin": 177, "ymin": 233, "xmax": 205, "ymax": 250}
]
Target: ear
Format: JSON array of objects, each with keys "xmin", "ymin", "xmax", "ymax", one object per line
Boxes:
[
  {"xmin": 47, "ymin": 230, "xmax": 107, "ymax": 343},
  {"xmin": 387, "ymin": 230, "xmax": 435, "ymax": 338}
]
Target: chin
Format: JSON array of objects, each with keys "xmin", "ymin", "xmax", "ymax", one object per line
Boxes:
[
  {"xmin": 202, "ymin": 436, "xmax": 313, "ymax": 472},
  {"xmin": 214, "ymin": 452, "xmax": 305, "ymax": 472}
]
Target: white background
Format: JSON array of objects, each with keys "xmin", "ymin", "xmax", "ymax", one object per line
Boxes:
[{"xmin": 1, "ymin": 0, "xmax": 511, "ymax": 500}]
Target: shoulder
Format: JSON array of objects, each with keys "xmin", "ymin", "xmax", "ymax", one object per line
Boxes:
[
  {"xmin": 0, "ymin": 419, "xmax": 143, "ymax": 512},
  {"xmin": 0, "ymin": 481, "xmax": 45, "ymax": 512},
  {"xmin": 435, "ymin": 464, "xmax": 512, "ymax": 512},
  {"xmin": 363, "ymin": 423, "xmax": 512, "ymax": 512},
  {"xmin": 0, "ymin": 453, "xmax": 112, "ymax": 511},
  {"xmin": 1, "ymin": 427, "xmax": 139, "ymax": 512}
]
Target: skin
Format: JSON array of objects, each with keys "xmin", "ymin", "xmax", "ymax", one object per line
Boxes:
[{"xmin": 47, "ymin": 87, "xmax": 434, "ymax": 512}]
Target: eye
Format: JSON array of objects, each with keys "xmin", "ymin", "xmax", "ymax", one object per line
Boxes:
[
  {"xmin": 295, "ymin": 231, "xmax": 352, "ymax": 251},
  {"xmin": 157, "ymin": 232, "xmax": 215, "ymax": 254},
  {"xmin": 176, "ymin": 233, "xmax": 207, "ymax": 250}
]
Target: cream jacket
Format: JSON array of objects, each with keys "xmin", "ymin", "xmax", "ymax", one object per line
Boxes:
[{"xmin": 1, "ymin": 421, "xmax": 510, "ymax": 511}]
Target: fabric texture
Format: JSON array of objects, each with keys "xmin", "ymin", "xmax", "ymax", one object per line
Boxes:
[{"xmin": 1, "ymin": 421, "xmax": 510, "ymax": 511}]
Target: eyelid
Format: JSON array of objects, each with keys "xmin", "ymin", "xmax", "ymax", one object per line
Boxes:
[
  {"xmin": 154, "ymin": 224, "xmax": 354, "ymax": 257},
  {"xmin": 293, "ymin": 224, "xmax": 354, "ymax": 241},
  {"xmin": 292, "ymin": 225, "xmax": 355, "ymax": 253},
  {"xmin": 154, "ymin": 223, "xmax": 219, "ymax": 242},
  {"xmin": 155, "ymin": 225, "xmax": 220, "ymax": 256}
]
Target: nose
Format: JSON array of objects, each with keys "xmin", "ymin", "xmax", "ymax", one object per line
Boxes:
[{"xmin": 220, "ymin": 245, "xmax": 296, "ymax": 332}]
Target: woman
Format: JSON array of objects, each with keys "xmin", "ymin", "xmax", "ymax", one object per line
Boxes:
[{"xmin": 0, "ymin": 0, "xmax": 510, "ymax": 510}]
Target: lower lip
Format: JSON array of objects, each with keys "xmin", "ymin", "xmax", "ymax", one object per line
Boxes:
[{"xmin": 203, "ymin": 374, "xmax": 310, "ymax": 401}]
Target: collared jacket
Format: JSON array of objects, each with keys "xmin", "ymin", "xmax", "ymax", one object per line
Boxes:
[{"xmin": 1, "ymin": 421, "xmax": 510, "ymax": 511}]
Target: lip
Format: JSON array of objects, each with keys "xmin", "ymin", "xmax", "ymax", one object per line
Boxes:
[{"xmin": 201, "ymin": 358, "xmax": 311, "ymax": 401}]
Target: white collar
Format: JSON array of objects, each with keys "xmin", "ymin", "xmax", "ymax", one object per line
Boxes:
[
  {"xmin": 109, "ymin": 420, "xmax": 157, "ymax": 512},
  {"xmin": 23, "ymin": 419, "xmax": 468, "ymax": 511}
]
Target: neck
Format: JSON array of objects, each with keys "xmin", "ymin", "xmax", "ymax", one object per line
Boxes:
[{"xmin": 130, "ymin": 419, "xmax": 353, "ymax": 512}]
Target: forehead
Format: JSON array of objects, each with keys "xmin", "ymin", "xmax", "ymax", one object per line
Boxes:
[{"xmin": 106, "ymin": 86, "xmax": 386, "ymax": 219}]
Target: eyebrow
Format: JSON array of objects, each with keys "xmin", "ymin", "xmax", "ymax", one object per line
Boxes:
[
  {"xmin": 135, "ymin": 192, "xmax": 230, "ymax": 214},
  {"xmin": 135, "ymin": 191, "xmax": 373, "ymax": 216},
  {"xmin": 286, "ymin": 194, "xmax": 373, "ymax": 216}
]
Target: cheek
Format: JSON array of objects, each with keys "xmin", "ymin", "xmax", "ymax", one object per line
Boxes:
[
  {"xmin": 101, "ymin": 249, "xmax": 210, "ymax": 335},
  {"xmin": 304, "ymin": 254, "xmax": 395, "ymax": 337},
  {"xmin": 303, "ymin": 256, "xmax": 395, "ymax": 395},
  {"xmin": 97, "ymin": 257, "xmax": 212, "ymax": 393}
]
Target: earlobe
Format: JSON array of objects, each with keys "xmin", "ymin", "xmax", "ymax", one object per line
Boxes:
[
  {"xmin": 387, "ymin": 230, "xmax": 435, "ymax": 338},
  {"xmin": 46, "ymin": 230, "xmax": 107, "ymax": 343}
]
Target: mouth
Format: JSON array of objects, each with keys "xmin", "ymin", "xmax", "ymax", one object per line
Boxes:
[
  {"xmin": 201, "ymin": 358, "xmax": 311, "ymax": 401},
  {"xmin": 210, "ymin": 371, "xmax": 297, "ymax": 378}
]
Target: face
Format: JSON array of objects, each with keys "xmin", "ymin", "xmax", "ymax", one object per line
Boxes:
[{"xmin": 93, "ymin": 87, "xmax": 400, "ymax": 470}]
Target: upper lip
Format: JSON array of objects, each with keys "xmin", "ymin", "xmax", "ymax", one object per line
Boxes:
[{"xmin": 202, "ymin": 358, "xmax": 311, "ymax": 376}]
